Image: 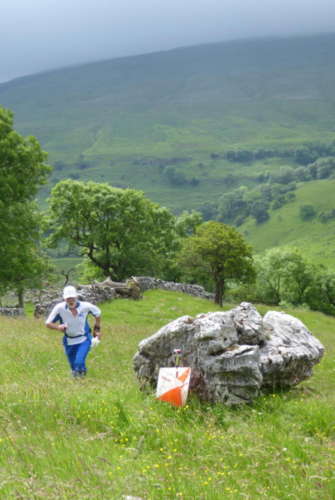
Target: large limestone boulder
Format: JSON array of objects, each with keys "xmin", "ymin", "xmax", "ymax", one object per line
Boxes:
[{"xmin": 133, "ymin": 303, "xmax": 324, "ymax": 405}]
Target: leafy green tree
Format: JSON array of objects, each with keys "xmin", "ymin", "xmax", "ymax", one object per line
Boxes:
[
  {"xmin": 178, "ymin": 221, "xmax": 255, "ymax": 306},
  {"xmin": 46, "ymin": 180, "xmax": 178, "ymax": 281},
  {"xmin": 304, "ymin": 270, "xmax": 335, "ymax": 315},
  {"xmin": 224, "ymin": 149, "xmax": 254, "ymax": 162},
  {"xmin": 295, "ymin": 166, "xmax": 311, "ymax": 182},
  {"xmin": 218, "ymin": 187, "xmax": 249, "ymax": 225},
  {"xmin": 164, "ymin": 166, "xmax": 187, "ymax": 186},
  {"xmin": 175, "ymin": 211, "xmax": 203, "ymax": 237},
  {"xmin": 199, "ymin": 202, "xmax": 217, "ymax": 221},
  {"xmin": 1, "ymin": 205, "xmax": 53, "ymax": 306},
  {"xmin": 271, "ymin": 166, "xmax": 296, "ymax": 184},
  {"xmin": 299, "ymin": 204, "xmax": 317, "ymax": 221},
  {"xmin": 312, "ymin": 157, "xmax": 335, "ymax": 179},
  {"xmin": 159, "ymin": 211, "xmax": 204, "ymax": 283},
  {"xmin": 318, "ymin": 209, "xmax": 335, "ymax": 223},
  {"xmin": 254, "ymin": 248, "xmax": 314, "ymax": 305},
  {"xmin": 0, "ymin": 108, "xmax": 50, "ymax": 204},
  {"xmin": 249, "ymin": 200, "xmax": 269, "ymax": 224},
  {"xmin": 0, "ymin": 107, "xmax": 51, "ymax": 304},
  {"xmin": 294, "ymin": 147, "xmax": 318, "ymax": 165}
]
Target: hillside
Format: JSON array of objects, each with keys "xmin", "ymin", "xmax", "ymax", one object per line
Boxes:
[
  {"xmin": 0, "ymin": 291, "xmax": 334, "ymax": 498},
  {"xmin": 241, "ymin": 178, "xmax": 335, "ymax": 266},
  {"xmin": 1, "ymin": 35, "xmax": 335, "ymax": 191},
  {"xmin": 1, "ymin": 33, "xmax": 335, "ymax": 266}
]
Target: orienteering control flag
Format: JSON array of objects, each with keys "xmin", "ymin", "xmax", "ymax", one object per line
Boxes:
[{"xmin": 156, "ymin": 367, "xmax": 191, "ymax": 407}]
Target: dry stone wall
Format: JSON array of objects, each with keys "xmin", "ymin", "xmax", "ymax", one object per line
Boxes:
[
  {"xmin": 134, "ymin": 276, "xmax": 214, "ymax": 300},
  {"xmin": 33, "ymin": 284, "xmax": 117, "ymax": 317},
  {"xmin": 0, "ymin": 307, "xmax": 24, "ymax": 317},
  {"xmin": 33, "ymin": 277, "xmax": 213, "ymax": 317}
]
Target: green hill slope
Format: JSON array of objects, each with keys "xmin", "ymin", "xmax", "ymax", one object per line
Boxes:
[
  {"xmin": 242, "ymin": 179, "xmax": 335, "ymax": 266},
  {"xmin": 1, "ymin": 33, "xmax": 335, "ymax": 211},
  {"xmin": 0, "ymin": 291, "xmax": 334, "ymax": 498},
  {"xmin": 2, "ymin": 33, "xmax": 335, "ymax": 267}
]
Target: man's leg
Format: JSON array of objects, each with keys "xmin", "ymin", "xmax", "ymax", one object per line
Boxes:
[
  {"xmin": 73, "ymin": 338, "xmax": 91, "ymax": 376},
  {"xmin": 64, "ymin": 344, "xmax": 78, "ymax": 374}
]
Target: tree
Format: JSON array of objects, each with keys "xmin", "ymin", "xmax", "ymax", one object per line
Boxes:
[
  {"xmin": 295, "ymin": 166, "xmax": 311, "ymax": 182},
  {"xmin": 0, "ymin": 108, "xmax": 50, "ymax": 204},
  {"xmin": 164, "ymin": 166, "xmax": 187, "ymax": 186},
  {"xmin": 1, "ymin": 204, "xmax": 54, "ymax": 306},
  {"xmin": 0, "ymin": 107, "xmax": 51, "ymax": 304},
  {"xmin": 304, "ymin": 269, "xmax": 335, "ymax": 315},
  {"xmin": 198, "ymin": 202, "xmax": 217, "ymax": 221},
  {"xmin": 299, "ymin": 204, "xmax": 317, "ymax": 221},
  {"xmin": 46, "ymin": 180, "xmax": 178, "ymax": 281},
  {"xmin": 218, "ymin": 187, "xmax": 249, "ymax": 225},
  {"xmin": 271, "ymin": 166, "xmax": 296, "ymax": 184},
  {"xmin": 178, "ymin": 221, "xmax": 255, "ymax": 306},
  {"xmin": 294, "ymin": 147, "xmax": 318, "ymax": 165},
  {"xmin": 249, "ymin": 200, "xmax": 269, "ymax": 224},
  {"xmin": 175, "ymin": 211, "xmax": 203, "ymax": 237},
  {"xmin": 254, "ymin": 248, "xmax": 314, "ymax": 305}
]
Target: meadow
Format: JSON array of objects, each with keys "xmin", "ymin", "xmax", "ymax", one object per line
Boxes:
[
  {"xmin": 0, "ymin": 290, "xmax": 334, "ymax": 499},
  {"xmin": 241, "ymin": 178, "xmax": 335, "ymax": 268}
]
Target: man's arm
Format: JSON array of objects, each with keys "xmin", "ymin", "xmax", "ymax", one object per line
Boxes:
[
  {"xmin": 46, "ymin": 321, "xmax": 67, "ymax": 332},
  {"xmin": 89, "ymin": 303, "xmax": 102, "ymax": 339},
  {"xmin": 45, "ymin": 306, "xmax": 67, "ymax": 332},
  {"xmin": 93, "ymin": 316, "xmax": 102, "ymax": 339}
]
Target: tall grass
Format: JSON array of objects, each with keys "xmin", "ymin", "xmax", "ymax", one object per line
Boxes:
[{"xmin": 0, "ymin": 290, "xmax": 334, "ymax": 499}]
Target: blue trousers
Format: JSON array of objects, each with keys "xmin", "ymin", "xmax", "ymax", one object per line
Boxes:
[{"xmin": 63, "ymin": 337, "xmax": 91, "ymax": 376}]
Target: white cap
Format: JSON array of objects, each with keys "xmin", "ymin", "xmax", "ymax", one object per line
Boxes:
[{"xmin": 63, "ymin": 285, "xmax": 78, "ymax": 299}]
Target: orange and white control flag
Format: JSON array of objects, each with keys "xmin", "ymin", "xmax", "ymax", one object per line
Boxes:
[{"xmin": 156, "ymin": 367, "xmax": 191, "ymax": 407}]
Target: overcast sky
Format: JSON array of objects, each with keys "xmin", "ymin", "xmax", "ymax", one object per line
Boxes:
[{"xmin": 1, "ymin": 0, "xmax": 335, "ymax": 83}]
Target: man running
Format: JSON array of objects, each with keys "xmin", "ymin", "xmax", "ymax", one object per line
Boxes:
[{"xmin": 46, "ymin": 285, "xmax": 102, "ymax": 377}]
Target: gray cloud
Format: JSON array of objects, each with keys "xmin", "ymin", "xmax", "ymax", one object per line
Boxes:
[{"xmin": 1, "ymin": 0, "xmax": 335, "ymax": 82}]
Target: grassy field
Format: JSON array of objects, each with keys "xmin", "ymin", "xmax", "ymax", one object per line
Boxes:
[
  {"xmin": 0, "ymin": 290, "xmax": 334, "ymax": 499},
  {"xmin": 242, "ymin": 178, "xmax": 335, "ymax": 267}
]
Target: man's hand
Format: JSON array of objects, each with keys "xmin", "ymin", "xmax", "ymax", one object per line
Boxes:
[
  {"xmin": 91, "ymin": 337, "xmax": 101, "ymax": 347},
  {"xmin": 93, "ymin": 324, "xmax": 101, "ymax": 339},
  {"xmin": 58, "ymin": 323, "xmax": 67, "ymax": 332}
]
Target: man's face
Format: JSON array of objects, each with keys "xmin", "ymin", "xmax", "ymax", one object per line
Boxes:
[{"xmin": 65, "ymin": 297, "xmax": 77, "ymax": 308}]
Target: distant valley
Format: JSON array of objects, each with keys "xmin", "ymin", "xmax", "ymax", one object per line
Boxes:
[{"xmin": 1, "ymin": 32, "xmax": 335, "ymax": 266}]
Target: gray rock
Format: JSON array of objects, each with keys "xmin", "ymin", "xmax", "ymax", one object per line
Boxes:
[
  {"xmin": 133, "ymin": 303, "xmax": 324, "ymax": 405},
  {"xmin": 0, "ymin": 307, "xmax": 24, "ymax": 317},
  {"xmin": 260, "ymin": 311, "xmax": 325, "ymax": 388}
]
